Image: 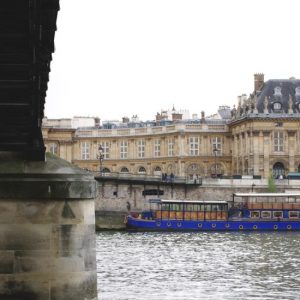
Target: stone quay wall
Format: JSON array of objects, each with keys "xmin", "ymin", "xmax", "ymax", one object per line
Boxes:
[{"xmin": 95, "ymin": 178, "xmax": 300, "ymax": 230}]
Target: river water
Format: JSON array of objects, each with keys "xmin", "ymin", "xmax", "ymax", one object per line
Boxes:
[{"xmin": 96, "ymin": 231, "xmax": 300, "ymax": 300}]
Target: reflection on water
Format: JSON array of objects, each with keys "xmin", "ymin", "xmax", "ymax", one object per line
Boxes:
[{"xmin": 96, "ymin": 232, "xmax": 300, "ymax": 300}]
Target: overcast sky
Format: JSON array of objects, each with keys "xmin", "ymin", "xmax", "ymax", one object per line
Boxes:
[{"xmin": 45, "ymin": 0, "xmax": 300, "ymax": 121}]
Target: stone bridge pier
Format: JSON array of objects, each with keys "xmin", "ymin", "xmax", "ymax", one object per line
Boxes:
[{"xmin": 0, "ymin": 154, "xmax": 98, "ymax": 300}]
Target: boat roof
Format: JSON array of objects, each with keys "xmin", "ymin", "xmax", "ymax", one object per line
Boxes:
[
  {"xmin": 234, "ymin": 193, "xmax": 300, "ymax": 197},
  {"xmin": 149, "ymin": 198, "xmax": 228, "ymax": 204}
]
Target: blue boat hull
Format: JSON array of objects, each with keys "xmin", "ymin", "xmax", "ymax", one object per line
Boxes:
[{"xmin": 126, "ymin": 216, "xmax": 300, "ymax": 231}]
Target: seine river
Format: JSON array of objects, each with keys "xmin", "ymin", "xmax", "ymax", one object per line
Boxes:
[{"xmin": 96, "ymin": 231, "xmax": 300, "ymax": 300}]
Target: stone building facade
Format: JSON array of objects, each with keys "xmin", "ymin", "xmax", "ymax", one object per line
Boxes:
[{"xmin": 43, "ymin": 74, "xmax": 300, "ymax": 179}]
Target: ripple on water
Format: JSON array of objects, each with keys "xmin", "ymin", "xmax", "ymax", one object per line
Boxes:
[{"xmin": 96, "ymin": 232, "xmax": 300, "ymax": 300}]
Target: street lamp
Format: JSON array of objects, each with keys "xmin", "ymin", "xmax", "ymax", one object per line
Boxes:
[
  {"xmin": 213, "ymin": 147, "xmax": 218, "ymax": 178},
  {"xmin": 97, "ymin": 145, "xmax": 104, "ymax": 175}
]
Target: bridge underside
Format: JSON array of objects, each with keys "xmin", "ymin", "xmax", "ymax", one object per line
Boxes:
[{"xmin": 0, "ymin": 0, "xmax": 59, "ymax": 160}]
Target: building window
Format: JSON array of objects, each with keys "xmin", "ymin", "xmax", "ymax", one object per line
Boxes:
[
  {"xmin": 138, "ymin": 166, "xmax": 146, "ymax": 174},
  {"xmin": 102, "ymin": 167, "xmax": 111, "ymax": 174},
  {"xmin": 273, "ymin": 102, "xmax": 282, "ymax": 110},
  {"xmin": 189, "ymin": 137, "xmax": 199, "ymax": 156},
  {"xmin": 49, "ymin": 143, "xmax": 58, "ymax": 155},
  {"xmin": 167, "ymin": 139, "xmax": 174, "ymax": 156},
  {"xmin": 274, "ymin": 132, "xmax": 284, "ymax": 152},
  {"xmin": 120, "ymin": 167, "xmax": 129, "ymax": 173},
  {"xmin": 120, "ymin": 140, "xmax": 128, "ymax": 159},
  {"xmin": 212, "ymin": 137, "xmax": 222, "ymax": 155},
  {"xmin": 81, "ymin": 142, "xmax": 90, "ymax": 160},
  {"xmin": 138, "ymin": 140, "xmax": 145, "ymax": 158},
  {"xmin": 154, "ymin": 139, "xmax": 161, "ymax": 157},
  {"xmin": 99, "ymin": 142, "xmax": 110, "ymax": 159}
]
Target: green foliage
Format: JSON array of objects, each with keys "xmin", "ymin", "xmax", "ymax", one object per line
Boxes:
[{"xmin": 268, "ymin": 174, "xmax": 277, "ymax": 193}]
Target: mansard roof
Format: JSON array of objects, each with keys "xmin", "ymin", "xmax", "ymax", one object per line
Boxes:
[{"xmin": 256, "ymin": 79, "xmax": 300, "ymax": 113}]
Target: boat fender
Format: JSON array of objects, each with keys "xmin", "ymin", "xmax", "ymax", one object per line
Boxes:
[
  {"xmin": 239, "ymin": 225, "xmax": 243, "ymax": 230},
  {"xmin": 211, "ymin": 223, "xmax": 216, "ymax": 229},
  {"xmin": 198, "ymin": 223, "xmax": 202, "ymax": 228},
  {"xmin": 253, "ymin": 225, "xmax": 257, "ymax": 230},
  {"xmin": 177, "ymin": 222, "xmax": 182, "ymax": 228},
  {"xmin": 274, "ymin": 225, "xmax": 278, "ymax": 230},
  {"xmin": 287, "ymin": 225, "xmax": 292, "ymax": 230},
  {"xmin": 167, "ymin": 221, "xmax": 171, "ymax": 227}
]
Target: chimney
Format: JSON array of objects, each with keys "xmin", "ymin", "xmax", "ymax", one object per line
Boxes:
[
  {"xmin": 94, "ymin": 117, "xmax": 100, "ymax": 128},
  {"xmin": 254, "ymin": 73, "xmax": 264, "ymax": 92},
  {"xmin": 201, "ymin": 111, "xmax": 205, "ymax": 120},
  {"xmin": 172, "ymin": 113, "xmax": 182, "ymax": 121},
  {"xmin": 122, "ymin": 116, "xmax": 129, "ymax": 123}
]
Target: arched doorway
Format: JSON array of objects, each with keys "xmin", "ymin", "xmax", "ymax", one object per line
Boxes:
[
  {"xmin": 186, "ymin": 163, "xmax": 203, "ymax": 181},
  {"xmin": 210, "ymin": 163, "xmax": 224, "ymax": 178},
  {"xmin": 272, "ymin": 162, "xmax": 285, "ymax": 178}
]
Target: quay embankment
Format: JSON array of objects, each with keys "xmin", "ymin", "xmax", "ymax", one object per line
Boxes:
[{"xmin": 95, "ymin": 177, "xmax": 300, "ymax": 230}]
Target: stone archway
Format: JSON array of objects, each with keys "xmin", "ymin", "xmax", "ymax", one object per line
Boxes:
[
  {"xmin": 186, "ymin": 163, "xmax": 204, "ymax": 181},
  {"xmin": 210, "ymin": 163, "xmax": 224, "ymax": 178},
  {"xmin": 272, "ymin": 162, "xmax": 285, "ymax": 178},
  {"xmin": 167, "ymin": 163, "xmax": 176, "ymax": 175}
]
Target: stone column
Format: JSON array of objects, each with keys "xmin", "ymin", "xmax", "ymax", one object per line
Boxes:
[
  {"xmin": 0, "ymin": 154, "xmax": 97, "ymax": 300},
  {"xmin": 288, "ymin": 131, "xmax": 296, "ymax": 172},
  {"xmin": 263, "ymin": 131, "xmax": 270, "ymax": 178},
  {"xmin": 253, "ymin": 131, "xmax": 260, "ymax": 176}
]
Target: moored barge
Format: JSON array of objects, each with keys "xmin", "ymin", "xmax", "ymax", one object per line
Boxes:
[{"xmin": 125, "ymin": 193, "xmax": 300, "ymax": 231}]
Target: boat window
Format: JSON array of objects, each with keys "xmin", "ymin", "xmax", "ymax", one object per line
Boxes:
[
  {"xmin": 161, "ymin": 203, "xmax": 169, "ymax": 211},
  {"xmin": 250, "ymin": 211, "xmax": 260, "ymax": 218},
  {"xmin": 211, "ymin": 204, "xmax": 218, "ymax": 211},
  {"xmin": 169, "ymin": 204, "xmax": 183, "ymax": 211},
  {"xmin": 273, "ymin": 211, "xmax": 283, "ymax": 218},
  {"xmin": 185, "ymin": 204, "xmax": 194, "ymax": 211},
  {"xmin": 289, "ymin": 211, "xmax": 299, "ymax": 218},
  {"xmin": 261, "ymin": 211, "xmax": 271, "ymax": 219}
]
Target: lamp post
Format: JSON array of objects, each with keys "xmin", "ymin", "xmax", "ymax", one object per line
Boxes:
[
  {"xmin": 213, "ymin": 147, "xmax": 218, "ymax": 178},
  {"xmin": 98, "ymin": 145, "xmax": 104, "ymax": 175}
]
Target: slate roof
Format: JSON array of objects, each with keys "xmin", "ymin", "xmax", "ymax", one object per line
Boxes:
[
  {"xmin": 256, "ymin": 79, "xmax": 300, "ymax": 113},
  {"xmin": 0, "ymin": 0, "xmax": 59, "ymax": 160}
]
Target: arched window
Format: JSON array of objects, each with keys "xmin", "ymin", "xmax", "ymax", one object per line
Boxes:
[
  {"xmin": 120, "ymin": 167, "xmax": 129, "ymax": 173},
  {"xmin": 154, "ymin": 166, "xmax": 161, "ymax": 172},
  {"xmin": 273, "ymin": 102, "xmax": 282, "ymax": 110},
  {"xmin": 272, "ymin": 162, "xmax": 285, "ymax": 178},
  {"xmin": 102, "ymin": 168, "xmax": 111, "ymax": 174},
  {"xmin": 138, "ymin": 166, "xmax": 146, "ymax": 174}
]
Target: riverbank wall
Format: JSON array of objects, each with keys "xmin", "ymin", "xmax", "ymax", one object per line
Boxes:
[{"xmin": 95, "ymin": 178, "xmax": 300, "ymax": 230}]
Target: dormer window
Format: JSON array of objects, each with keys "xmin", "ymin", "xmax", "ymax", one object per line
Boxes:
[
  {"xmin": 273, "ymin": 102, "xmax": 282, "ymax": 111},
  {"xmin": 274, "ymin": 87, "xmax": 282, "ymax": 96}
]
